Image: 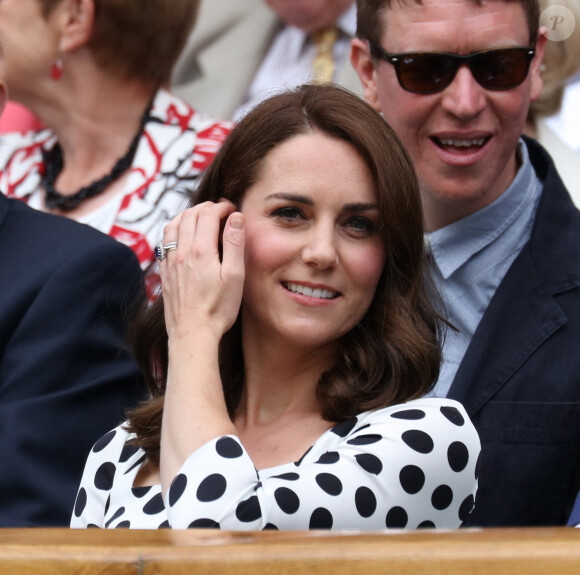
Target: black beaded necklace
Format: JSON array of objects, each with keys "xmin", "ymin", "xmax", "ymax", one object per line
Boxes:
[{"xmin": 41, "ymin": 100, "xmax": 153, "ymax": 212}]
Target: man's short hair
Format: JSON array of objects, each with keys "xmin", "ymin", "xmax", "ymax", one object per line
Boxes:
[{"xmin": 356, "ymin": 0, "xmax": 540, "ymax": 46}]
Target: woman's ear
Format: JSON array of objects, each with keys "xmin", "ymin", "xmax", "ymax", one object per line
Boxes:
[{"xmin": 55, "ymin": 0, "xmax": 95, "ymax": 53}]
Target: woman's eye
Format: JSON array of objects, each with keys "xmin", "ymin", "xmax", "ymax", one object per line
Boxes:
[
  {"xmin": 271, "ymin": 206, "xmax": 304, "ymax": 221},
  {"xmin": 345, "ymin": 216, "xmax": 376, "ymax": 235}
]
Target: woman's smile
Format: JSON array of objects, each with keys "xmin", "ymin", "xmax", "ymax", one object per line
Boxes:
[
  {"xmin": 239, "ymin": 131, "xmax": 386, "ymax": 349},
  {"xmin": 282, "ymin": 281, "xmax": 341, "ymax": 301}
]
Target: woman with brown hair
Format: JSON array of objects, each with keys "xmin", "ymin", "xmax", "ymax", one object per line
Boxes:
[
  {"xmin": 72, "ymin": 84, "xmax": 480, "ymax": 530},
  {"xmin": 0, "ymin": 0, "xmax": 232, "ymax": 299}
]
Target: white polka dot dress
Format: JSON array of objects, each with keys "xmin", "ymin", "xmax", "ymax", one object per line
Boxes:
[{"xmin": 71, "ymin": 398, "xmax": 480, "ymax": 530}]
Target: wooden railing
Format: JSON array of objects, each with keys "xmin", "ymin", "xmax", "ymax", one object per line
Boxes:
[{"xmin": 1, "ymin": 527, "xmax": 579, "ymax": 574}]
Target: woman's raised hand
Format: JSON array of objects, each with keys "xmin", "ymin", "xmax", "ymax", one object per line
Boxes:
[
  {"xmin": 159, "ymin": 200, "xmax": 245, "ymax": 343},
  {"xmin": 159, "ymin": 201, "xmax": 243, "ymax": 492}
]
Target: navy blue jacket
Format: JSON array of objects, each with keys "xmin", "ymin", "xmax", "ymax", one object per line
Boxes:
[
  {"xmin": 449, "ymin": 137, "xmax": 580, "ymax": 526},
  {"xmin": 0, "ymin": 194, "xmax": 146, "ymax": 526}
]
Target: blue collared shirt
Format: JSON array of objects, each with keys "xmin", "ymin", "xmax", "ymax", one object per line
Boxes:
[{"xmin": 425, "ymin": 140, "xmax": 543, "ymax": 397}]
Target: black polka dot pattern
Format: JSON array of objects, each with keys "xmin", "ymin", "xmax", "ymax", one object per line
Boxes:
[
  {"xmin": 143, "ymin": 493, "xmax": 165, "ymax": 515},
  {"xmin": 331, "ymin": 418, "xmax": 358, "ymax": 437},
  {"xmin": 132, "ymin": 486, "xmax": 151, "ymax": 499},
  {"xmin": 402, "ymin": 430, "xmax": 434, "ymax": 454},
  {"xmin": 459, "ymin": 494, "xmax": 476, "ymax": 522},
  {"xmin": 448, "ymin": 442, "xmax": 470, "ymax": 472},
  {"xmin": 272, "ymin": 473, "xmax": 300, "ymax": 481},
  {"xmin": 197, "ymin": 474, "xmax": 227, "ymax": 502},
  {"xmin": 294, "ymin": 446, "xmax": 313, "ymax": 466},
  {"xmin": 275, "ymin": 488, "xmax": 300, "ymax": 514},
  {"xmin": 386, "ymin": 506, "xmax": 408, "ymax": 528},
  {"xmin": 124, "ymin": 454, "xmax": 146, "ymax": 476},
  {"xmin": 316, "ymin": 452, "xmax": 340, "ymax": 464},
  {"xmin": 440, "ymin": 406, "xmax": 465, "ymax": 426},
  {"xmin": 236, "ymin": 496, "xmax": 262, "ymax": 522},
  {"xmin": 347, "ymin": 434, "xmax": 382, "ymax": 446},
  {"xmin": 355, "ymin": 487, "xmax": 377, "ymax": 518},
  {"xmin": 169, "ymin": 474, "xmax": 187, "ymax": 507},
  {"xmin": 391, "ymin": 409, "xmax": 426, "ymax": 420},
  {"xmin": 189, "ymin": 518, "xmax": 220, "ymax": 529},
  {"xmin": 431, "ymin": 485, "xmax": 453, "ymax": 510},
  {"xmin": 263, "ymin": 523, "xmax": 279, "ymax": 530},
  {"xmin": 74, "ymin": 488, "xmax": 87, "ymax": 518},
  {"xmin": 105, "ymin": 507, "xmax": 125, "ymax": 528},
  {"xmin": 399, "ymin": 465, "xmax": 425, "ymax": 494},
  {"xmin": 94, "ymin": 462, "xmax": 116, "ymax": 491},
  {"xmin": 71, "ymin": 399, "xmax": 480, "ymax": 531},
  {"xmin": 93, "ymin": 430, "xmax": 116, "ymax": 453},
  {"xmin": 216, "ymin": 437, "xmax": 244, "ymax": 459},
  {"xmin": 119, "ymin": 444, "xmax": 140, "ymax": 463},
  {"xmin": 310, "ymin": 507, "xmax": 333, "ymax": 529},
  {"xmin": 354, "ymin": 453, "xmax": 383, "ymax": 475},
  {"xmin": 315, "ymin": 473, "xmax": 343, "ymax": 496}
]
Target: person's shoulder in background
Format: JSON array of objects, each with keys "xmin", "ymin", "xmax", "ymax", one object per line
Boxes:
[{"xmin": 0, "ymin": 192, "xmax": 147, "ymax": 527}]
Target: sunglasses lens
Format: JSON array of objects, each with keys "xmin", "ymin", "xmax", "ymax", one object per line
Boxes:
[
  {"xmin": 396, "ymin": 53, "xmax": 458, "ymax": 94},
  {"xmin": 471, "ymin": 48, "xmax": 533, "ymax": 90}
]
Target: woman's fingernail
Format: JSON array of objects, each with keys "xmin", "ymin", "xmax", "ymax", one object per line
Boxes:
[{"xmin": 230, "ymin": 214, "xmax": 244, "ymax": 229}]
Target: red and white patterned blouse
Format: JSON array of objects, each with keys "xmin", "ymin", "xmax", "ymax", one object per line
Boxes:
[{"xmin": 0, "ymin": 90, "xmax": 233, "ymax": 299}]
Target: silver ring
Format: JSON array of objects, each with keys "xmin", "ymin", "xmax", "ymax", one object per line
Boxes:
[{"xmin": 154, "ymin": 242, "xmax": 178, "ymax": 261}]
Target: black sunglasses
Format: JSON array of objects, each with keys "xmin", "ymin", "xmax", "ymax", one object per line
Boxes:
[{"xmin": 368, "ymin": 42, "xmax": 536, "ymax": 94}]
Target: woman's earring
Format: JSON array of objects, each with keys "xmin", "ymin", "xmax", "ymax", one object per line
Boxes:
[{"xmin": 51, "ymin": 59, "xmax": 63, "ymax": 81}]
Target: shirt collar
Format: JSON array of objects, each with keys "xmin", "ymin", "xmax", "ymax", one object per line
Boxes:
[{"xmin": 426, "ymin": 139, "xmax": 539, "ymax": 279}]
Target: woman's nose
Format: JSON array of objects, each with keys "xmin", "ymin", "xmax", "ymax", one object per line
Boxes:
[{"xmin": 300, "ymin": 224, "xmax": 339, "ymax": 269}]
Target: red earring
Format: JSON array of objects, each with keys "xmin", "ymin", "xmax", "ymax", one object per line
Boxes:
[{"xmin": 51, "ymin": 59, "xmax": 63, "ymax": 80}]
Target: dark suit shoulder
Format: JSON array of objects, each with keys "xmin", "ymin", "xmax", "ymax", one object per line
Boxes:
[{"xmin": 2, "ymin": 195, "xmax": 137, "ymax": 259}]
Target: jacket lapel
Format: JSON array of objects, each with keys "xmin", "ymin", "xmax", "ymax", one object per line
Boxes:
[{"xmin": 448, "ymin": 138, "xmax": 580, "ymax": 416}]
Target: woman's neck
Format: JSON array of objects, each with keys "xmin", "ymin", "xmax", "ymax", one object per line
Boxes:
[
  {"xmin": 235, "ymin": 340, "xmax": 336, "ymax": 470},
  {"xmin": 34, "ymin": 60, "xmax": 155, "ymax": 218},
  {"xmin": 237, "ymin": 326, "xmax": 337, "ymax": 427}
]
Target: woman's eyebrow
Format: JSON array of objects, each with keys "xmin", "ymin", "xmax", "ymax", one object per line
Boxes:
[
  {"xmin": 343, "ymin": 203, "xmax": 379, "ymax": 212},
  {"xmin": 265, "ymin": 192, "xmax": 313, "ymax": 205},
  {"xmin": 264, "ymin": 193, "xmax": 378, "ymax": 213}
]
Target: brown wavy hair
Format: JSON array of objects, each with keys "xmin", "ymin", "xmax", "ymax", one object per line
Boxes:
[
  {"xmin": 38, "ymin": 0, "xmax": 200, "ymax": 87},
  {"xmin": 125, "ymin": 84, "xmax": 443, "ymax": 464}
]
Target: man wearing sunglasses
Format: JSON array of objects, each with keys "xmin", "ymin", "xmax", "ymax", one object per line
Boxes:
[{"xmin": 352, "ymin": 0, "xmax": 580, "ymax": 528}]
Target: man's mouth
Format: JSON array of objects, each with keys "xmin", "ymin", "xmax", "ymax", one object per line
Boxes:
[{"xmin": 433, "ymin": 137, "xmax": 488, "ymax": 152}]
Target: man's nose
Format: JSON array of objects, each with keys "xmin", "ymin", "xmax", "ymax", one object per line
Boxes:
[{"xmin": 440, "ymin": 65, "xmax": 487, "ymax": 119}]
